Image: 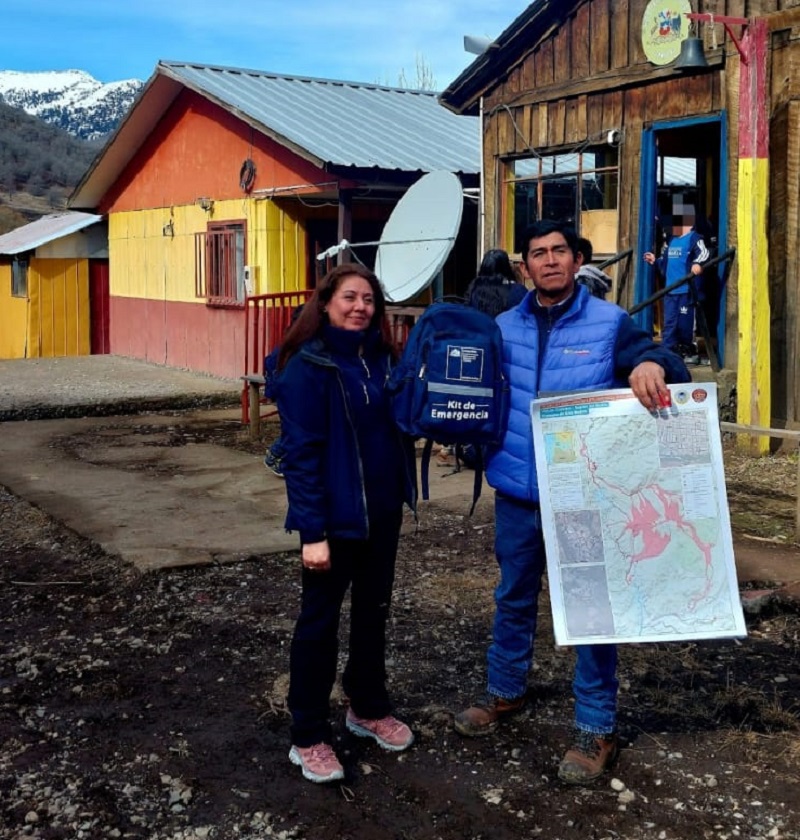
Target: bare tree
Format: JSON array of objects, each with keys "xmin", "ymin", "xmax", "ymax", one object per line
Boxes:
[{"xmin": 396, "ymin": 54, "xmax": 438, "ymax": 91}]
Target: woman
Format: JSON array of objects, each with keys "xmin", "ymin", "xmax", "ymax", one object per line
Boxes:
[
  {"xmin": 463, "ymin": 248, "xmax": 527, "ymax": 319},
  {"xmin": 275, "ymin": 263, "xmax": 417, "ymax": 784}
]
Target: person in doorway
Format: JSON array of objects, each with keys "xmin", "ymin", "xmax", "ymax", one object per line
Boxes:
[
  {"xmin": 694, "ymin": 216, "xmax": 719, "ymax": 365},
  {"xmin": 274, "ymin": 263, "xmax": 416, "ymax": 784},
  {"xmin": 453, "ymin": 220, "xmax": 690, "ymax": 785},
  {"xmin": 643, "ymin": 212, "xmax": 710, "ymax": 364},
  {"xmin": 575, "ymin": 237, "xmax": 613, "ymax": 300}
]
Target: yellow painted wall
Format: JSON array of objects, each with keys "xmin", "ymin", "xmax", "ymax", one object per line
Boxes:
[
  {"xmin": 28, "ymin": 259, "xmax": 91, "ymax": 357},
  {"xmin": 0, "ymin": 259, "xmax": 90, "ymax": 359},
  {"xmin": 109, "ymin": 198, "xmax": 307, "ymax": 301},
  {"xmin": 0, "ymin": 263, "xmax": 29, "ymax": 358}
]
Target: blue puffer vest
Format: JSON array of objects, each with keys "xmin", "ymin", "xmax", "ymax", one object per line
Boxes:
[{"xmin": 486, "ymin": 285, "xmax": 625, "ymax": 503}]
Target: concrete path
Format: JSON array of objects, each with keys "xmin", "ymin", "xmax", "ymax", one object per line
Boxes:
[
  {"xmin": 0, "ymin": 356, "xmax": 798, "ymax": 606},
  {"xmin": 0, "ymin": 355, "xmax": 240, "ymax": 420},
  {"xmin": 0, "ymin": 402, "xmax": 488, "ymax": 571}
]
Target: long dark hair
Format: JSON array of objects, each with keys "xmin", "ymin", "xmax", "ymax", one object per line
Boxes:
[
  {"xmin": 278, "ymin": 263, "xmax": 394, "ymax": 369},
  {"xmin": 478, "ymin": 248, "xmax": 517, "ymax": 283},
  {"xmin": 465, "ymin": 248, "xmax": 524, "ymax": 318}
]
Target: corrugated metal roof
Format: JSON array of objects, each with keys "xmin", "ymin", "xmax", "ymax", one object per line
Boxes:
[
  {"xmin": 0, "ymin": 212, "xmax": 103, "ymax": 255},
  {"xmin": 159, "ymin": 61, "xmax": 480, "ymax": 174}
]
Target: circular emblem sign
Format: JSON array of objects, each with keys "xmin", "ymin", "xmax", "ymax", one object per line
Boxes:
[{"xmin": 641, "ymin": 0, "xmax": 692, "ymax": 65}]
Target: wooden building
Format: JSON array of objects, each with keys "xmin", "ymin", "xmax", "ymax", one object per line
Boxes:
[
  {"xmin": 0, "ymin": 212, "xmax": 108, "ymax": 359},
  {"xmin": 441, "ymin": 0, "xmax": 800, "ymax": 434},
  {"xmin": 68, "ymin": 61, "xmax": 479, "ymax": 380}
]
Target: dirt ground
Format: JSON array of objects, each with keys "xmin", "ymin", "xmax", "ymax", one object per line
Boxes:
[{"xmin": 1, "ymin": 413, "xmax": 799, "ymax": 840}]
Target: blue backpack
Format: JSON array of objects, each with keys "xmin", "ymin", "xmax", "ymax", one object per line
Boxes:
[{"xmin": 388, "ymin": 302, "xmax": 509, "ymax": 512}]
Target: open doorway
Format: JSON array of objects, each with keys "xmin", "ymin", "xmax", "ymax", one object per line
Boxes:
[{"xmin": 635, "ymin": 115, "xmax": 728, "ymax": 364}]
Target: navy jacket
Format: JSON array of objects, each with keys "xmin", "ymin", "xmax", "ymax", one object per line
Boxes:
[{"xmin": 275, "ymin": 326, "xmax": 416, "ymax": 544}]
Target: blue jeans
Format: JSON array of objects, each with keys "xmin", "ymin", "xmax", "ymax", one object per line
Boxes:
[{"xmin": 488, "ymin": 492, "xmax": 618, "ymax": 734}]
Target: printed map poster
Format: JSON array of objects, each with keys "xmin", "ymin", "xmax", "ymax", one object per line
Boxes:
[{"xmin": 530, "ymin": 383, "xmax": 746, "ymax": 646}]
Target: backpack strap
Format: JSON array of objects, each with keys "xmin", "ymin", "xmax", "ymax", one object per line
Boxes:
[
  {"xmin": 469, "ymin": 447, "xmax": 484, "ymax": 517},
  {"xmin": 420, "ymin": 438, "xmax": 434, "ymax": 501}
]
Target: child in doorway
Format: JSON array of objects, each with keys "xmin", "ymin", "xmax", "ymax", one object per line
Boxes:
[{"xmin": 643, "ymin": 211, "xmax": 709, "ymax": 364}]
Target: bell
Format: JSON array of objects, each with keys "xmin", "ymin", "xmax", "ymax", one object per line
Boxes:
[{"xmin": 674, "ymin": 37, "xmax": 709, "ymax": 71}]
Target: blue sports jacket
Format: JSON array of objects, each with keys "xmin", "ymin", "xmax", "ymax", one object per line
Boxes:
[
  {"xmin": 275, "ymin": 329, "xmax": 416, "ymax": 544},
  {"xmin": 486, "ymin": 284, "xmax": 691, "ymax": 503}
]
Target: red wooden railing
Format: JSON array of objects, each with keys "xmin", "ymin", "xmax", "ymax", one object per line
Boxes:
[
  {"xmin": 241, "ymin": 291, "xmax": 313, "ymax": 422},
  {"xmin": 240, "ymin": 294, "xmax": 424, "ymax": 425}
]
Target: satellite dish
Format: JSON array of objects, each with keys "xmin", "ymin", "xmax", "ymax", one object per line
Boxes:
[{"xmin": 375, "ymin": 170, "xmax": 463, "ymax": 303}]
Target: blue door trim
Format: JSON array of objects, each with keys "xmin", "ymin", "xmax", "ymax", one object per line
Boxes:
[{"xmin": 634, "ymin": 113, "xmax": 728, "ymax": 363}]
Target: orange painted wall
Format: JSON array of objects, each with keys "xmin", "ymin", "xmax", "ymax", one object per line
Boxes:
[{"xmin": 101, "ymin": 90, "xmax": 338, "ymax": 213}]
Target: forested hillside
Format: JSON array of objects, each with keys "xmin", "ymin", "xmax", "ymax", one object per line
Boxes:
[{"xmin": 0, "ymin": 100, "xmax": 99, "ymax": 234}]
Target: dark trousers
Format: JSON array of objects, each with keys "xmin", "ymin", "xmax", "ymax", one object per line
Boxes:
[
  {"xmin": 662, "ymin": 292, "xmax": 695, "ymax": 353},
  {"xmin": 288, "ymin": 510, "xmax": 402, "ymax": 747}
]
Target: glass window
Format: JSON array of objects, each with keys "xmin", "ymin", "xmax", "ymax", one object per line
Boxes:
[
  {"xmin": 11, "ymin": 259, "xmax": 28, "ymax": 297},
  {"xmin": 503, "ymin": 146, "xmax": 619, "ymax": 253},
  {"xmin": 660, "ymin": 157, "xmax": 697, "ymax": 185},
  {"xmin": 199, "ymin": 222, "xmax": 247, "ymax": 306}
]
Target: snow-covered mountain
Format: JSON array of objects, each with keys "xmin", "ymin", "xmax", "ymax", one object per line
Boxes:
[{"xmin": 0, "ymin": 69, "xmax": 143, "ymax": 141}]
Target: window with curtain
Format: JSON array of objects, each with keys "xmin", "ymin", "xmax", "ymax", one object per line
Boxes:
[{"xmin": 196, "ymin": 221, "xmax": 247, "ymax": 306}]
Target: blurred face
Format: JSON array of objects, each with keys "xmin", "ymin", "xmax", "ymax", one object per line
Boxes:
[
  {"xmin": 326, "ymin": 275, "xmax": 375, "ymax": 331},
  {"xmin": 522, "ymin": 232, "xmax": 582, "ymax": 306}
]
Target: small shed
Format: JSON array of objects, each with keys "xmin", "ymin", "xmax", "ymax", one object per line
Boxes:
[
  {"xmin": 0, "ymin": 212, "xmax": 108, "ymax": 359},
  {"xmin": 440, "ymin": 0, "xmax": 800, "ymax": 434}
]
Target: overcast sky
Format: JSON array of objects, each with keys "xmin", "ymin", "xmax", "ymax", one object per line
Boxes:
[{"xmin": 2, "ymin": 1, "xmax": 531, "ymax": 87}]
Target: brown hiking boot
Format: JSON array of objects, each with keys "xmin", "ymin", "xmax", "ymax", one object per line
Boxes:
[
  {"xmin": 453, "ymin": 695, "xmax": 526, "ymax": 737},
  {"xmin": 558, "ymin": 728, "xmax": 619, "ymax": 785}
]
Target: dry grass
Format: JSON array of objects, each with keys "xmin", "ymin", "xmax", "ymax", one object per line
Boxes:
[{"xmin": 723, "ymin": 439, "xmax": 799, "ymax": 542}]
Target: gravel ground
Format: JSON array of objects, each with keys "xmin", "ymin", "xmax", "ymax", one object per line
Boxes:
[{"xmin": 1, "ymin": 412, "xmax": 799, "ymax": 840}]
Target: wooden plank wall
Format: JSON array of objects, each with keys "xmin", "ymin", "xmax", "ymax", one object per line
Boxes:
[
  {"xmin": 479, "ymin": 0, "xmax": 800, "ymax": 419},
  {"xmin": 482, "ymin": 0, "xmax": 730, "ymax": 288},
  {"xmin": 769, "ymin": 11, "xmax": 800, "ymax": 423}
]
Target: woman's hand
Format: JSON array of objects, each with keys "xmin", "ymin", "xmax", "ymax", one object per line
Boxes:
[{"xmin": 302, "ymin": 540, "xmax": 331, "ymax": 571}]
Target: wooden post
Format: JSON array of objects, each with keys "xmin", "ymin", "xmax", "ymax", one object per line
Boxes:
[
  {"xmin": 685, "ymin": 14, "xmax": 771, "ymax": 454},
  {"xmin": 735, "ymin": 18, "xmax": 771, "ymax": 454},
  {"xmin": 248, "ymin": 380, "xmax": 261, "ymax": 441},
  {"xmin": 337, "ymin": 189, "xmax": 353, "ymax": 265}
]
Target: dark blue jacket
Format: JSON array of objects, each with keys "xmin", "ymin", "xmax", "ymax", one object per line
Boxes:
[{"xmin": 275, "ymin": 327, "xmax": 416, "ymax": 544}]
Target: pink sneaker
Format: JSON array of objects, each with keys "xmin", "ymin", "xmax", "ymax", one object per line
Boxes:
[
  {"xmin": 345, "ymin": 709, "xmax": 414, "ymax": 751},
  {"xmin": 288, "ymin": 743, "xmax": 344, "ymax": 783}
]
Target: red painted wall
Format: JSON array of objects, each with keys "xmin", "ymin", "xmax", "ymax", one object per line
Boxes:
[
  {"xmin": 101, "ymin": 89, "xmax": 339, "ymax": 213},
  {"xmin": 110, "ymin": 297, "xmax": 244, "ymax": 379}
]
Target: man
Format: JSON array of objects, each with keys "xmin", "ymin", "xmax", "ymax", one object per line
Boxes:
[{"xmin": 454, "ymin": 220, "xmax": 690, "ymax": 785}]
